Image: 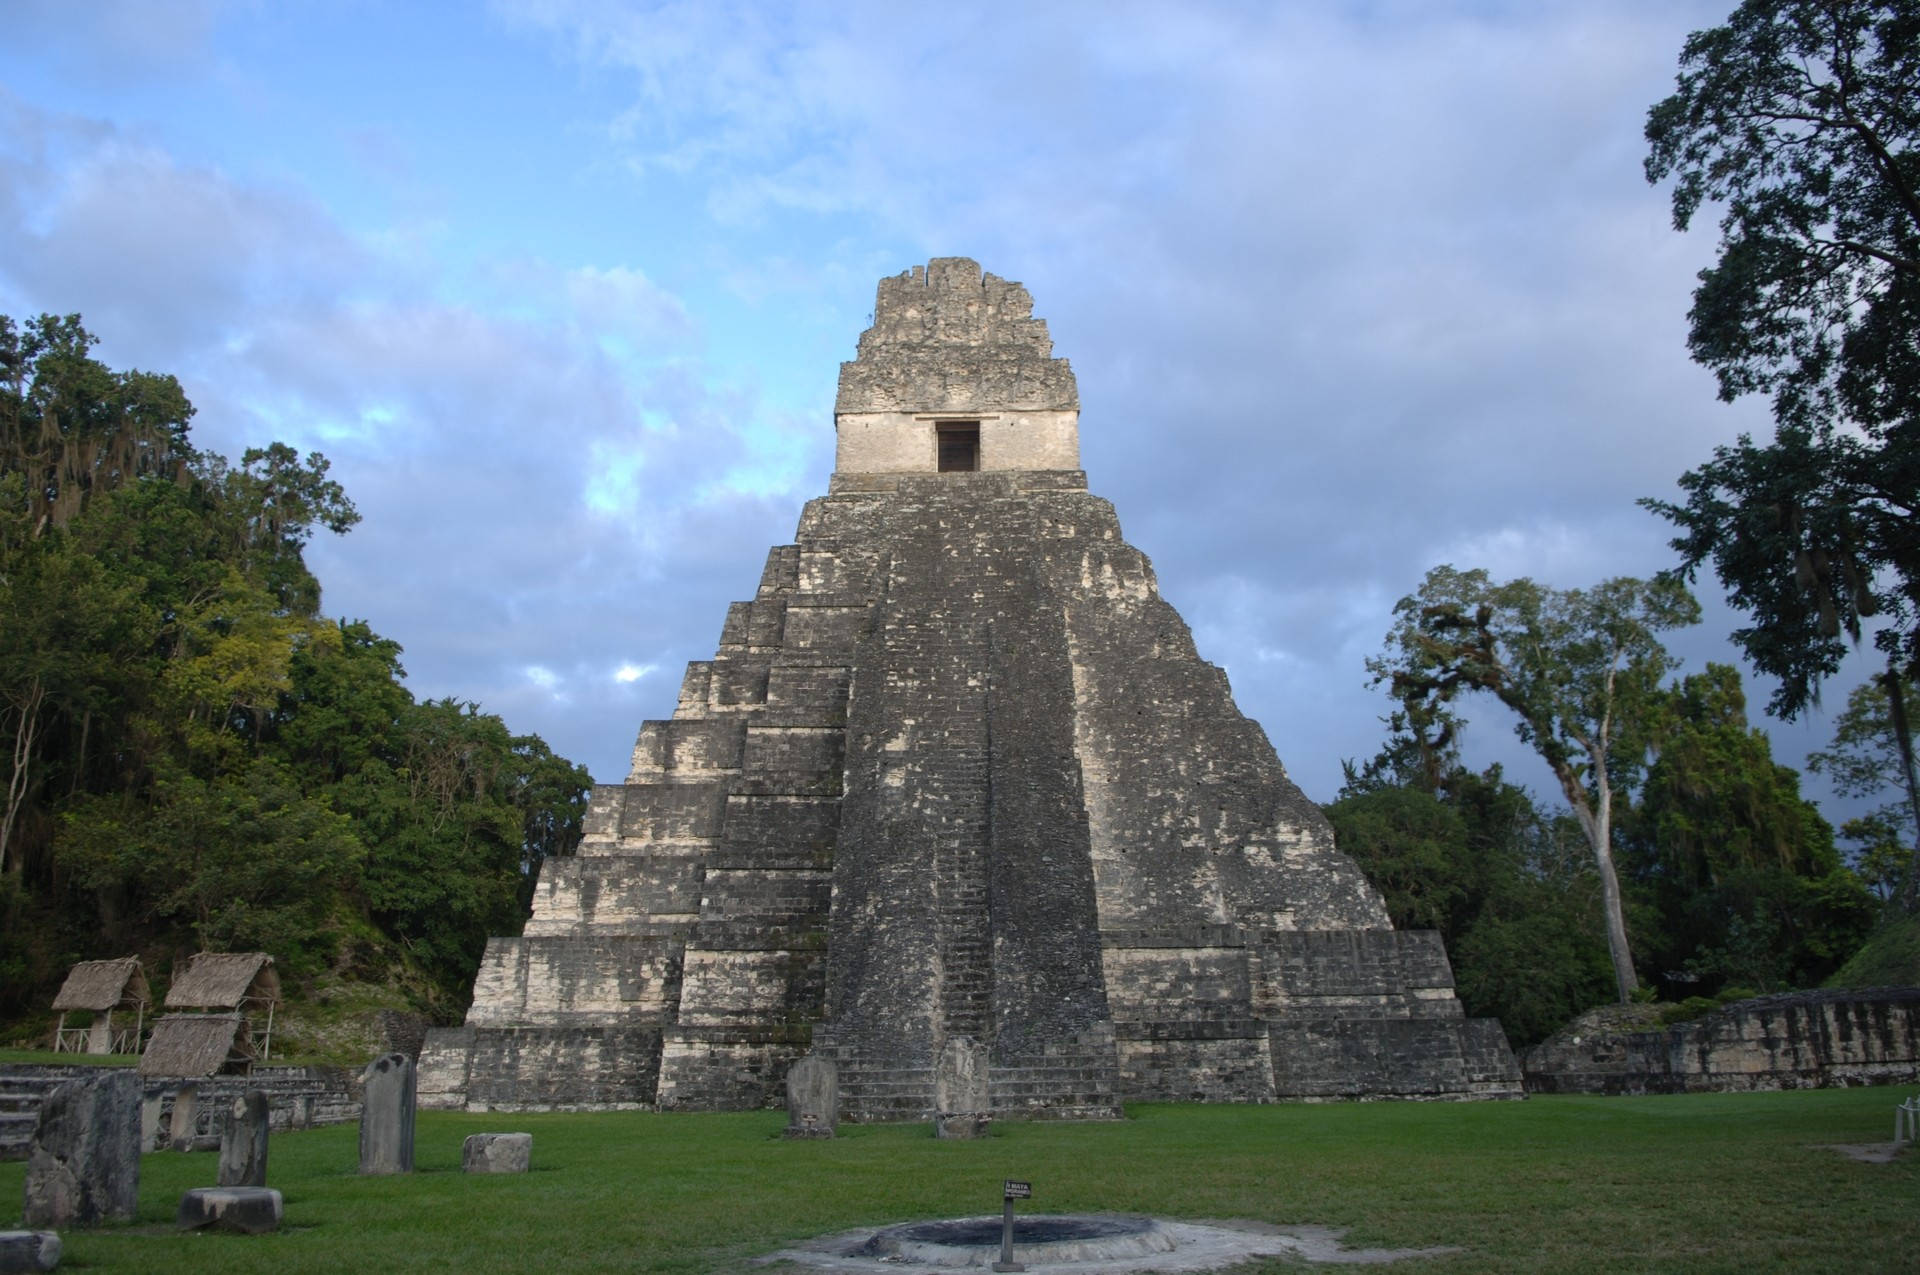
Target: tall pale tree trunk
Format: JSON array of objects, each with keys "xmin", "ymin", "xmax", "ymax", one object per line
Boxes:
[{"xmin": 1556, "ymin": 753, "xmax": 1638, "ymax": 1004}]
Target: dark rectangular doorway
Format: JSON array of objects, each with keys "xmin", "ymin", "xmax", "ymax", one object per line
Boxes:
[{"xmin": 937, "ymin": 422, "xmax": 979, "ymax": 472}]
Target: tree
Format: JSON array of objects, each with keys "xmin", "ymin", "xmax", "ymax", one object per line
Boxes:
[
  {"xmin": 1809, "ymin": 673, "xmax": 1920, "ymax": 896},
  {"xmin": 1368, "ymin": 566, "xmax": 1701, "ymax": 1002},
  {"xmin": 1328, "ymin": 748, "xmax": 1616, "ymax": 1046},
  {"xmin": 0, "ymin": 313, "xmax": 194, "ymax": 536},
  {"xmin": 1641, "ymin": 2, "xmax": 1920, "ymax": 885},
  {"xmin": 1626, "ymin": 663, "xmax": 1872, "ymax": 990}
]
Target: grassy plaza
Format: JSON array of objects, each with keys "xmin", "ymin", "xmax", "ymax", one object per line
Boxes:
[{"xmin": 4, "ymin": 1088, "xmax": 1915, "ymax": 1274}]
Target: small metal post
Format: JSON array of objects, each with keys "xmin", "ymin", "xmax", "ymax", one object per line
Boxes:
[
  {"xmin": 993, "ymin": 1197, "xmax": 1021, "ymax": 1272},
  {"xmin": 994, "ymin": 1179, "xmax": 1030, "ymax": 1273}
]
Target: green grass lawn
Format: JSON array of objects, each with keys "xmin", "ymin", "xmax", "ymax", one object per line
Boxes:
[{"xmin": 2, "ymin": 1091, "xmax": 1914, "ymax": 1274}]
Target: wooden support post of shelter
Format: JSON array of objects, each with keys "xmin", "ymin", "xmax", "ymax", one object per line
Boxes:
[
  {"xmin": 164, "ymin": 952, "xmax": 280, "ymax": 1061},
  {"xmin": 49, "ymin": 957, "xmax": 150, "ymax": 1055}
]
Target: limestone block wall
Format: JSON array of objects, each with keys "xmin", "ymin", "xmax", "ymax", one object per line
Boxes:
[
  {"xmin": 420, "ymin": 1025, "xmax": 663, "ymax": 1110},
  {"xmin": 834, "ymin": 410, "xmax": 1081, "ymax": 474},
  {"xmin": 835, "ymin": 260, "xmax": 1078, "ymax": 417},
  {"xmin": 1523, "ymin": 989, "xmax": 1920, "ymax": 1094},
  {"xmin": 464, "ymin": 935, "xmax": 681, "ymax": 1025}
]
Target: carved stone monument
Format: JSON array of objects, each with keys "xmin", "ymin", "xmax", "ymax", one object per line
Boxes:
[
  {"xmin": 358, "ymin": 1053, "xmax": 415, "ymax": 1175},
  {"xmin": 218, "ymin": 1090, "xmax": 270, "ymax": 1187},
  {"xmin": 166, "ymin": 1083, "xmax": 198, "ymax": 1153},
  {"xmin": 22, "ymin": 1071, "xmax": 140, "ymax": 1228},
  {"xmin": 784, "ymin": 1053, "xmax": 838, "ymax": 1139},
  {"xmin": 933, "ymin": 1037, "xmax": 991, "ymax": 1140},
  {"xmin": 420, "ymin": 258, "xmax": 1523, "ymax": 1119}
]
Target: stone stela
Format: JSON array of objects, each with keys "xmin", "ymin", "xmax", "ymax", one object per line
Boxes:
[
  {"xmin": 418, "ymin": 257, "xmax": 1524, "ymax": 1119},
  {"xmin": 358, "ymin": 1053, "xmax": 415, "ymax": 1175},
  {"xmin": 217, "ymin": 1090, "xmax": 270, "ymax": 1187}
]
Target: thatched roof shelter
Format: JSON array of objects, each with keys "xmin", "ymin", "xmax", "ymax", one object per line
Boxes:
[
  {"xmin": 51, "ymin": 958, "xmax": 149, "ymax": 1012},
  {"xmin": 165, "ymin": 952, "xmax": 279, "ymax": 1010},
  {"xmin": 137, "ymin": 1012, "xmax": 254, "ymax": 1077}
]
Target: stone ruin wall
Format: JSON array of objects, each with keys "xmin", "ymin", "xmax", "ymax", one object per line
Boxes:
[
  {"xmin": 1523, "ymin": 988, "xmax": 1920, "ymax": 1095},
  {"xmin": 418, "ymin": 259, "xmax": 1522, "ymax": 1116}
]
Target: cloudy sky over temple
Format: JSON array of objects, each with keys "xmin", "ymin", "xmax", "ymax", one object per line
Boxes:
[{"xmin": 0, "ymin": 1, "xmax": 1862, "ymax": 809}]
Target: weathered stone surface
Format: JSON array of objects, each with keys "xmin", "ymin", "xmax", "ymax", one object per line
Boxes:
[
  {"xmin": 166, "ymin": 1083, "xmax": 198, "ymax": 1153},
  {"xmin": 1525, "ymin": 989, "xmax": 1920, "ymax": 1095},
  {"xmin": 176, "ymin": 1186, "xmax": 282, "ymax": 1234},
  {"xmin": 425, "ymin": 258, "xmax": 1522, "ymax": 1117},
  {"xmin": 784, "ymin": 1053, "xmax": 838, "ymax": 1138},
  {"xmin": 139, "ymin": 1092, "xmax": 163, "ymax": 1152},
  {"xmin": 932, "ymin": 1037, "xmax": 990, "ymax": 1140},
  {"xmin": 218, "ymin": 1090, "xmax": 270, "ymax": 1187},
  {"xmin": 462, "ymin": 1132, "xmax": 532, "ymax": 1173},
  {"xmin": 0, "ymin": 1231, "xmax": 60, "ymax": 1274},
  {"xmin": 357, "ymin": 1053, "xmax": 414, "ymax": 1174},
  {"xmin": 22, "ymin": 1071, "xmax": 139, "ymax": 1228}
]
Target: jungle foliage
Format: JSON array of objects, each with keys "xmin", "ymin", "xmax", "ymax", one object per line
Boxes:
[
  {"xmin": 1643, "ymin": 0, "xmax": 1920, "ymax": 724},
  {"xmin": 1341, "ymin": 580, "xmax": 1875, "ymax": 1041},
  {"xmin": 0, "ymin": 314, "xmax": 590, "ymax": 1026}
]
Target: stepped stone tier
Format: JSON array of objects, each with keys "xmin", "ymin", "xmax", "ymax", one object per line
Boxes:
[{"xmin": 419, "ymin": 258, "xmax": 1522, "ymax": 1117}]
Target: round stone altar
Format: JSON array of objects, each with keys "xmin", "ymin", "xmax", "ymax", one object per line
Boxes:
[
  {"xmin": 762, "ymin": 1214, "xmax": 1464, "ymax": 1272},
  {"xmin": 857, "ymin": 1215, "xmax": 1172, "ymax": 1267}
]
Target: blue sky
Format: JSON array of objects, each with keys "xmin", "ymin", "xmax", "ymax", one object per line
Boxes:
[{"xmin": 0, "ymin": 1, "xmax": 1869, "ymax": 817}]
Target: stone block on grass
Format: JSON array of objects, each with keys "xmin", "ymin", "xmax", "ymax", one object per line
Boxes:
[
  {"xmin": 177, "ymin": 1186, "xmax": 283, "ymax": 1235},
  {"xmin": 462, "ymin": 1132, "xmax": 532, "ymax": 1173},
  {"xmin": 0, "ymin": 1232, "xmax": 61, "ymax": 1274}
]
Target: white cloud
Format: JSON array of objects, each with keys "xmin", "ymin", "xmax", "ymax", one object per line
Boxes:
[{"xmin": 8, "ymin": 0, "xmax": 1848, "ymax": 814}]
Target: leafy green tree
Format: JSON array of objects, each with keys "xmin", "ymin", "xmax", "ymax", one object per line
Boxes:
[
  {"xmin": 1626, "ymin": 664, "xmax": 1873, "ymax": 990},
  {"xmin": 1325, "ymin": 784, "xmax": 1475, "ymax": 937},
  {"xmin": 59, "ymin": 758, "xmax": 365, "ymax": 967},
  {"xmin": 1369, "ymin": 566, "xmax": 1701, "ymax": 1002},
  {"xmin": 1328, "ymin": 754, "xmax": 1615, "ymax": 1046},
  {"xmin": 0, "ymin": 311, "xmax": 592, "ymax": 1025},
  {"xmin": 1, "ymin": 313, "xmax": 194, "ymax": 535},
  {"xmin": 1809, "ymin": 674, "xmax": 1920, "ymax": 896},
  {"xmin": 1451, "ymin": 864, "xmax": 1618, "ymax": 1049},
  {"xmin": 0, "ymin": 532, "xmax": 155, "ymax": 878},
  {"xmin": 1642, "ymin": 2, "xmax": 1920, "ymax": 890}
]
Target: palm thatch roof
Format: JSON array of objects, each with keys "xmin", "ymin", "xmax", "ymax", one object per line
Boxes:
[
  {"xmin": 50, "ymin": 958, "xmax": 150, "ymax": 1012},
  {"xmin": 164, "ymin": 952, "xmax": 279, "ymax": 1009},
  {"xmin": 137, "ymin": 1012, "xmax": 254, "ymax": 1077}
]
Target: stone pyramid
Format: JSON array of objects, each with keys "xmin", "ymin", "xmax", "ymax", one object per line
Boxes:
[{"xmin": 419, "ymin": 259, "xmax": 1522, "ymax": 1116}]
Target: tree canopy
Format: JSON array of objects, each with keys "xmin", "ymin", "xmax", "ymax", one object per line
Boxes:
[
  {"xmin": 1809, "ymin": 673, "xmax": 1920, "ymax": 897},
  {"xmin": 1624, "ymin": 664, "xmax": 1872, "ymax": 990},
  {"xmin": 0, "ymin": 314, "xmax": 591, "ymax": 1026},
  {"xmin": 1642, "ymin": 1, "xmax": 1920, "ymax": 720},
  {"xmin": 1367, "ymin": 566, "xmax": 1701, "ymax": 1002},
  {"xmin": 1327, "ymin": 756, "xmax": 1616, "ymax": 1046}
]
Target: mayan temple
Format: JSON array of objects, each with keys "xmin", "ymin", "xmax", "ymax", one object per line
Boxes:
[{"xmin": 418, "ymin": 258, "xmax": 1522, "ymax": 1116}]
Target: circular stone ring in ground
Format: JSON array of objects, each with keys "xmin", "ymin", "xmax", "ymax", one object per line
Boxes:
[
  {"xmin": 859, "ymin": 1215, "xmax": 1172, "ymax": 1266},
  {"xmin": 762, "ymin": 1215, "xmax": 1464, "ymax": 1273}
]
